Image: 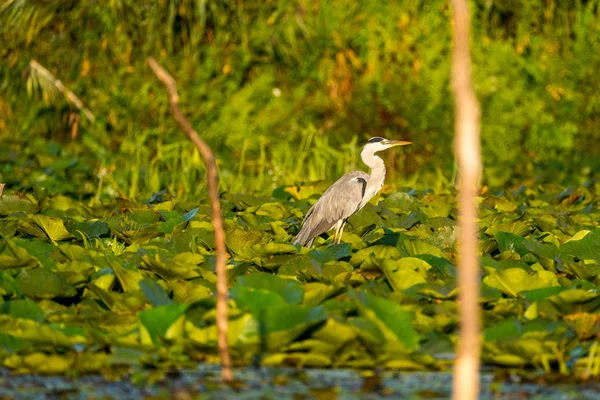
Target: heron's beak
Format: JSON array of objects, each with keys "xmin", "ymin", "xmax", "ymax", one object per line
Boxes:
[{"xmin": 385, "ymin": 140, "xmax": 412, "ymax": 147}]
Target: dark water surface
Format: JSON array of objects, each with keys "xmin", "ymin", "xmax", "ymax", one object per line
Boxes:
[{"xmin": 1, "ymin": 366, "xmax": 598, "ymax": 399}]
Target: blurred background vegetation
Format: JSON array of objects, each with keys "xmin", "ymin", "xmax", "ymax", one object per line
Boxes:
[{"xmin": 1, "ymin": 0, "xmax": 599, "ymax": 200}]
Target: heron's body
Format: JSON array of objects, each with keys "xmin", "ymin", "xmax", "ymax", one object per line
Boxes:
[{"xmin": 293, "ymin": 137, "xmax": 410, "ymax": 247}]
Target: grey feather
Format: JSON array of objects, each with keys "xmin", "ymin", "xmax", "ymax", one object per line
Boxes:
[{"xmin": 293, "ymin": 171, "xmax": 368, "ymax": 247}]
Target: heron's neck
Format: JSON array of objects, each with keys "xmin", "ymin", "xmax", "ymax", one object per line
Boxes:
[
  {"xmin": 361, "ymin": 149, "xmax": 385, "ymax": 175},
  {"xmin": 359, "ymin": 149, "xmax": 386, "ymax": 208}
]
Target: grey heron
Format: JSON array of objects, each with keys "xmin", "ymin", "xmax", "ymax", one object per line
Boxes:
[{"xmin": 293, "ymin": 137, "xmax": 411, "ymax": 247}]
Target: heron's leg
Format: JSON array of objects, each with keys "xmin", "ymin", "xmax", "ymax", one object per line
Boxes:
[
  {"xmin": 332, "ymin": 220, "xmax": 343, "ymax": 245},
  {"xmin": 337, "ymin": 220, "xmax": 348, "ymax": 244}
]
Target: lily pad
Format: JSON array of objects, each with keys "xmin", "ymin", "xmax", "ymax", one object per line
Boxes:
[{"xmin": 15, "ymin": 268, "xmax": 77, "ymax": 299}]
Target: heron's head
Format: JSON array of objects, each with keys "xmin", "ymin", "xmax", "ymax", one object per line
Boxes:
[{"xmin": 363, "ymin": 137, "xmax": 411, "ymax": 154}]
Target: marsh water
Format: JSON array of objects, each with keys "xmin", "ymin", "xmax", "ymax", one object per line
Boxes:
[{"xmin": 2, "ymin": 365, "xmax": 599, "ymax": 399}]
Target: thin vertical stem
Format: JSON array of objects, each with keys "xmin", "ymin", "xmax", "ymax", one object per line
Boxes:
[{"xmin": 450, "ymin": 0, "xmax": 482, "ymax": 399}]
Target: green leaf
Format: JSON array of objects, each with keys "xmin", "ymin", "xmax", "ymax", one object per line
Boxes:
[
  {"xmin": 308, "ymin": 243, "xmax": 352, "ymax": 264},
  {"xmin": 0, "ymin": 333, "xmax": 30, "ymax": 353},
  {"xmin": 32, "ymin": 215, "xmax": 72, "ymax": 242},
  {"xmin": 107, "ymin": 255, "xmax": 144, "ymax": 292},
  {"xmin": 485, "ymin": 221, "xmax": 532, "ymax": 237},
  {"xmin": 262, "ymin": 304, "xmax": 328, "ymax": 334},
  {"xmin": 0, "ymin": 194, "xmax": 38, "ymax": 215},
  {"xmin": 522, "ymin": 239, "xmax": 559, "ymax": 260},
  {"xmin": 485, "ymin": 318, "xmax": 522, "ymax": 341},
  {"xmin": 522, "ymin": 286, "xmax": 567, "ymax": 302},
  {"xmin": 66, "ymin": 220, "xmax": 109, "ymax": 240},
  {"xmin": 354, "ymin": 291, "xmax": 419, "ymax": 350},
  {"xmin": 235, "ymin": 273, "xmax": 304, "ymax": 304},
  {"xmin": 384, "ymin": 192, "xmax": 416, "ymax": 211},
  {"xmin": 495, "ymin": 232, "xmax": 528, "ymax": 256},
  {"xmin": 13, "ymin": 239, "xmax": 56, "ymax": 269},
  {"xmin": 138, "ymin": 303, "xmax": 188, "ymax": 343},
  {"xmin": 0, "ymin": 299, "xmax": 44, "ymax": 323},
  {"xmin": 381, "ymin": 258, "xmax": 431, "ymax": 291},
  {"xmin": 231, "ymin": 285, "xmax": 288, "ymax": 315},
  {"xmin": 157, "ymin": 207, "xmax": 199, "ymax": 234},
  {"xmin": 403, "ymin": 239, "xmax": 443, "ymax": 257},
  {"xmin": 0, "ymin": 315, "xmax": 85, "ymax": 348},
  {"xmin": 349, "ymin": 245, "xmax": 401, "ymax": 268},
  {"xmin": 139, "ymin": 279, "xmax": 172, "ymax": 307},
  {"xmin": 15, "ymin": 268, "xmax": 77, "ymax": 299},
  {"xmin": 0, "ymin": 238, "xmax": 39, "ymax": 269},
  {"xmin": 560, "ymin": 229, "xmax": 600, "ymax": 262},
  {"xmin": 483, "ymin": 268, "xmax": 560, "ymax": 297}
]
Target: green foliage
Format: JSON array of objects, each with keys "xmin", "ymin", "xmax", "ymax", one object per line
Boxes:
[
  {"xmin": 1, "ymin": 0, "xmax": 600, "ymax": 382},
  {"xmin": 1, "ymin": 1, "xmax": 599, "ymax": 198},
  {"xmin": 0, "ymin": 179, "xmax": 598, "ymax": 377}
]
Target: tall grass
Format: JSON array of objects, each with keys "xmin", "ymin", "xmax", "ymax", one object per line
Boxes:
[{"xmin": 1, "ymin": 0, "xmax": 599, "ymax": 199}]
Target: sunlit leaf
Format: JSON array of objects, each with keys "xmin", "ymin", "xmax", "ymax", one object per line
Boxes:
[{"xmin": 483, "ymin": 268, "xmax": 560, "ymax": 297}]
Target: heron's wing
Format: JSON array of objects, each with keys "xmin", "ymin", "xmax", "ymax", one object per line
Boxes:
[{"xmin": 294, "ymin": 171, "xmax": 368, "ymax": 246}]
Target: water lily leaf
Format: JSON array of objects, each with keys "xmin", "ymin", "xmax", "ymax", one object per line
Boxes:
[
  {"xmin": 495, "ymin": 232, "xmax": 528, "ymax": 256},
  {"xmin": 348, "ymin": 207, "xmax": 383, "ymax": 231},
  {"xmin": 0, "ymin": 333, "xmax": 30, "ymax": 353},
  {"xmin": 483, "ymin": 268, "xmax": 560, "ymax": 297},
  {"xmin": 485, "ymin": 221, "xmax": 532, "ymax": 237},
  {"xmin": 403, "ymin": 239, "xmax": 443, "ymax": 257},
  {"xmin": 560, "ymin": 260, "xmax": 600, "ymax": 281},
  {"xmin": 4, "ymin": 352, "xmax": 73, "ymax": 374},
  {"xmin": 0, "ymin": 315, "xmax": 85, "ymax": 347},
  {"xmin": 226, "ymin": 227, "xmax": 268, "ymax": 255},
  {"xmin": 0, "ymin": 194, "xmax": 38, "ymax": 215},
  {"xmin": 86, "ymin": 284, "xmax": 145, "ymax": 313},
  {"xmin": 278, "ymin": 256, "xmax": 323, "ymax": 280},
  {"xmin": 129, "ymin": 209, "xmax": 161, "ymax": 225},
  {"xmin": 302, "ymin": 282, "xmax": 344, "ymax": 307},
  {"xmin": 349, "ymin": 245, "xmax": 401, "ymax": 268},
  {"xmin": 231, "ymin": 285, "xmax": 288, "ymax": 315},
  {"xmin": 66, "ymin": 220, "xmax": 109, "ymax": 240},
  {"xmin": 172, "ymin": 252, "xmax": 205, "ymax": 265},
  {"xmin": 0, "ymin": 253, "xmax": 37, "ymax": 270},
  {"xmin": 236, "ymin": 273, "xmax": 303, "ymax": 304},
  {"xmin": 15, "ymin": 268, "xmax": 77, "ymax": 299},
  {"xmin": 262, "ymin": 352, "xmax": 332, "ymax": 368},
  {"xmin": 522, "ymin": 286, "xmax": 567, "ymax": 302},
  {"xmin": 485, "ymin": 318, "xmax": 522, "ymax": 341},
  {"xmin": 308, "ymin": 243, "xmax": 352, "ymax": 264},
  {"xmin": 255, "ymin": 202, "xmax": 289, "ymax": 220},
  {"xmin": 157, "ymin": 207, "xmax": 198, "ymax": 234},
  {"xmin": 416, "ymin": 254, "xmax": 456, "ymax": 279},
  {"xmin": 236, "ymin": 242, "xmax": 298, "ymax": 262},
  {"xmin": 420, "ymin": 194, "xmax": 454, "ymax": 218},
  {"xmin": 107, "ymin": 255, "xmax": 144, "ymax": 292},
  {"xmin": 0, "ymin": 218, "xmax": 18, "ymax": 238},
  {"xmin": 522, "ymin": 239, "xmax": 559, "ymax": 260},
  {"xmin": 384, "ymin": 192, "xmax": 416, "ymax": 211},
  {"xmin": 139, "ymin": 279, "xmax": 172, "ymax": 307},
  {"xmin": 381, "ymin": 258, "xmax": 431, "ymax": 291},
  {"xmin": 559, "ymin": 229, "xmax": 600, "ymax": 262},
  {"xmin": 139, "ymin": 303, "xmax": 188, "ymax": 343},
  {"xmin": 0, "ymin": 238, "xmax": 40, "ymax": 269},
  {"xmin": 354, "ymin": 291, "xmax": 419, "ymax": 351},
  {"xmin": 168, "ymin": 279, "xmax": 213, "ymax": 304},
  {"xmin": 493, "ymin": 197, "xmax": 518, "ymax": 213},
  {"xmin": 140, "ymin": 253, "xmax": 201, "ymax": 280},
  {"xmin": 32, "ymin": 215, "xmax": 72, "ymax": 242},
  {"xmin": 13, "ymin": 239, "xmax": 56, "ymax": 269},
  {"xmin": 262, "ymin": 304, "xmax": 328, "ymax": 334},
  {"xmin": 0, "ymin": 299, "xmax": 44, "ymax": 323},
  {"xmin": 322, "ymin": 260, "xmax": 354, "ymax": 279}
]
